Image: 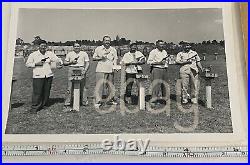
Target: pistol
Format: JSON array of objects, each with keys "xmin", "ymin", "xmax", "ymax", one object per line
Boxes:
[
  {"xmin": 41, "ymin": 57, "xmax": 49, "ymax": 62},
  {"xmin": 74, "ymin": 56, "xmax": 79, "ymax": 61},
  {"xmin": 162, "ymin": 54, "xmax": 171, "ymax": 61},
  {"xmin": 186, "ymin": 54, "xmax": 198, "ymax": 61}
]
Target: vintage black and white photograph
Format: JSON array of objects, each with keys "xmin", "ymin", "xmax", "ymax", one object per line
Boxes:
[{"xmin": 5, "ymin": 7, "xmax": 234, "ymax": 135}]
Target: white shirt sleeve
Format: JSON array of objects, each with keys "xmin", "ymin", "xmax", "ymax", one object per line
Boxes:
[
  {"xmin": 65, "ymin": 52, "xmax": 71, "ymax": 62},
  {"xmin": 175, "ymin": 52, "xmax": 182, "ymax": 63},
  {"xmin": 136, "ymin": 51, "xmax": 145, "ymax": 59},
  {"xmin": 147, "ymin": 50, "xmax": 155, "ymax": 65},
  {"xmin": 195, "ymin": 53, "xmax": 201, "ymax": 62},
  {"xmin": 83, "ymin": 52, "xmax": 90, "ymax": 62},
  {"xmin": 113, "ymin": 49, "xmax": 118, "ymax": 66},
  {"xmin": 120, "ymin": 53, "xmax": 125, "ymax": 64},
  {"xmin": 121, "ymin": 53, "xmax": 129, "ymax": 64},
  {"xmin": 164, "ymin": 51, "xmax": 169, "ymax": 63},
  {"xmin": 93, "ymin": 47, "xmax": 99, "ymax": 59},
  {"xmin": 25, "ymin": 52, "xmax": 36, "ymax": 68},
  {"xmin": 164, "ymin": 51, "xmax": 168, "ymax": 58}
]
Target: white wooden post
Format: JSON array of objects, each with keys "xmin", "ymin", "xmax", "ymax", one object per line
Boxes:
[
  {"xmin": 120, "ymin": 62, "xmax": 126, "ymax": 103},
  {"xmin": 73, "ymin": 80, "xmax": 80, "ymax": 111},
  {"xmin": 205, "ymin": 80, "xmax": 212, "ymax": 109},
  {"xmin": 136, "ymin": 74, "xmax": 148, "ymax": 110},
  {"xmin": 202, "ymin": 53, "xmax": 206, "ymax": 61},
  {"xmin": 139, "ymin": 80, "xmax": 145, "ymax": 110}
]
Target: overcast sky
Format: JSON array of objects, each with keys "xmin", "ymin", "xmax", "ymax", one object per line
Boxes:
[{"xmin": 17, "ymin": 8, "xmax": 224, "ymax": 44}]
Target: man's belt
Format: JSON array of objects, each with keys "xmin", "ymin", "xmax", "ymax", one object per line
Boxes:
[
  {"xmin": 151, "ymin": 66, "xmax": 167, "ymax": 69},
  {"xmin": 150, "ymin": 66, "xmax": 167, "ymax": 73}
]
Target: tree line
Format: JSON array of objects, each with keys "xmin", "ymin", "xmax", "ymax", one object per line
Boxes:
[{"xmin": 16, "ymin": 35, "xmax": 225, "ymax": 48}]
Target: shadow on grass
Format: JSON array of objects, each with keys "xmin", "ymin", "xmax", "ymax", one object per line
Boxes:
[
  {"xmin": 146, "ymin": 94, "xmax": 206, "ymax": 107},
  {"xmin": 198, "ymin": 99, "xmax": 206, "ymax": 107},
  {"xmin": 47, "ymin": 98, "xmax": 65, "ymax": 106},
  {"xmin": 170, "ymin": 94, "xmax": 176, "ymax": 101},
  {"xmin": 11, "ymin": 102, "xmax": 25, "ymax": 109},
  {"xmin": 145, "ymin": 94, "xmax": 177, "ymax": 102}
]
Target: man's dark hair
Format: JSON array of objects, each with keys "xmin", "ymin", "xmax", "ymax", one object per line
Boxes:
[
  {"xmin": 103, "ymin": 35, "xmax": 111, "ymax": 41},
  {"xmin": 129, "ymin": 43, "xmax": 137, "ymax": 48},
  {"xmin": 73, "ymin": 42, "xmax": 81, "ymax": 47},
  {"xmin": 38, "ymin": 40, "xmax": 47, "ymax": 45},
  {"xmin": 156, "ymin": 40, "xmax": 164, "ymax": 44}
]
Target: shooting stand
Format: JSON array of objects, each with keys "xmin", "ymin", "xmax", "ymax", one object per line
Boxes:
[
  {"xmin": 136, "ymin": 74, "xmax": 149, "ymax": 110},
  {"xmin": 69, "ymin": 66, "xmax": 84, "ymax": 111},
  {"xmin": 214, "ymin": 53, "xmax": 218, "ymax": 60},
  {"xmin": 201, "ymin": 67, "xmax": 218, "ymax": 109}
]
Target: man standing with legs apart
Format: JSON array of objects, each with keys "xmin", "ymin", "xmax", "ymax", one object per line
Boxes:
[
  {"xmin": 93, "ymin": 36, "xmax": 118, "ymax": 107},
  {"xmin": 63, "ymin": 42, "xmax": 90, "ymax": 107},
  {"xmin": 147, "ymin": 40, "xmax": 169, "ymax": 106},
  {"xmin": 176, "ymin": 42, "xmax": 204, "ymax": 104},
  {"xmin": 26, "ymin": 40, "xmax": 63, "ymax": 114},
  {"xmin": 120, "ymin": 43, "xmax": 146, "ymax": 104}
]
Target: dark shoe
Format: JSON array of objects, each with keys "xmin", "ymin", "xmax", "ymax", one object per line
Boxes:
[
  {"xmin": 124, "ymin": 97, "xmax": 132, "ymax": 105},
  {"xmin": 81, "ymin": 100, "xmax": 89, "ymax": 106},
  {"xmin": 43, "ymin": 104, "xmax": 49, "ymax": 109},
  {"xmin": 70, "ymin": 109, "xmax": 78, "ymax": 113}
]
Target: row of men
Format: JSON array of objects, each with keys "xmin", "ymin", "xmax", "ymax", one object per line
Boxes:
[{"xmin": 25, "ymin": 36, "xmax": 203, "ymax": 114}]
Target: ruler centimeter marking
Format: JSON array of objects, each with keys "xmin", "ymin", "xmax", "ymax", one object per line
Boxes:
[{"xmin": 2, "ymin": 144, "xmax": 248, "ymax": 158}]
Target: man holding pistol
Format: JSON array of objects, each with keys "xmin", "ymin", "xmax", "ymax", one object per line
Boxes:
[
  {"xmin": 120, "ymin": 43, "xmax": 146, "ymax": 104},
  {"xmin": 63, "ymin": 42, "xmax": 90, "ymax": 107},
  {"xmin": 176, "ymin": 42, "xmax": 204, "ymax": 104},
  {"xmin": 93, "ymin": 36, "xmax": 118, "ymax": 107},
  {"xmin": 26, "ymin": 40, "xmax": 63, "ymax": 114},
  {"xmin": 147, "ymin": 40, "xmax": 169, "ymax": 106}
]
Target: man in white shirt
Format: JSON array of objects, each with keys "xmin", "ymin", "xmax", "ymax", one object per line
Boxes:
[
  {"xmin": 176, "ymin": 42, "xmax": 204, "ymax": 104},
  {"xmin": 63, "ymin": 42, "xmax": 90, "ymax": 107},
  {"xmin": 93, "ymin": 36, "xmax": 118, "ymax": 107},
  {"xmin": 147, "ymin": 40, "xmax": 169, "ymax": 105},
  {"xmin": 120, "ymin": 43, "xmax": 145, "ymax": 104},
  {"xmin": 26, "ymin": 41, "xmax": 63, "ymax": 114}
]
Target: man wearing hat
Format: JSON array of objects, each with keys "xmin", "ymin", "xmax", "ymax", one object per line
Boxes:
[
  {"xmin": 26, "ymin": 40, "xmax": 63, "ymax": 114},
  {"xmin": 176, "ymin": 42, "xmax": 204, "ymax": 104}
]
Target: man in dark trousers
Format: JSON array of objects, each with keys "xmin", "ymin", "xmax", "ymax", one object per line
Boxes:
[
  {"xmin": 120, "ymin": 43, "xmax": 145, "ymax": 104},
  {"xmin": 26, "ymin": 41, "xmax": 63, "ymax": 114}
]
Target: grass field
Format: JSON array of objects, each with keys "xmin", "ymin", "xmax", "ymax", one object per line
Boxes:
[{"xmin": 5, "ymin": 54, "xmax": 233, "ymax": 134}]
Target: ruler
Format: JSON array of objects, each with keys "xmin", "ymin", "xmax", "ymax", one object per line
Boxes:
[{"xmin": 2, "ymin": 144, "xmax": 248, "ymax": 158}]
